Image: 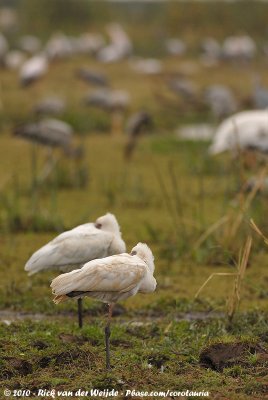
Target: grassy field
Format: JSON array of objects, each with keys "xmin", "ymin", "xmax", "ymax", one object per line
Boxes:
[
  {"xmin": 0, "ymin": 133, "xmax": 267, "ymax": 398},
  {"xmin": 0, "ymin": 2, "xmax": 268, "ymax": 399}
]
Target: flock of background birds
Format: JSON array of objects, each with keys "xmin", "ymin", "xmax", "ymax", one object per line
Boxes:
[{"xmin": 1, "ymin": 6, "xmax": 268, "ymax": 162}]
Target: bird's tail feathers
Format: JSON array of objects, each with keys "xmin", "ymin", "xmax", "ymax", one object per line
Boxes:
[
  {"xmin": 53, "ymin": 295, "xmax": 68, "ymax": 304},
  {"xmin": 51, "ymin": 269, "xmax": 82, "ymax": 297}
]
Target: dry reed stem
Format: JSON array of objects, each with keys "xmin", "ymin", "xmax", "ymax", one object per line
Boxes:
[
  {"xmin": 194, "ymin": 272, "xmax": 238, "ymax": 299},
  {"xmin": 222, "ymin": 166, "xmax": 266, "ymax": 249},
  {"xmin": 231, "ymin": 118, "xmax": 244, "ymax": 185},
  {"xmin": 250, "ymin": 219, "xmax": 268, "ymax": 246},
  {"xmin": 195, "ymin": 236, "xmax": 252, "ymax": 322},
  {"xmin": 193, "ymin": 215, "xmax": 230, "ymax": 251},
  {"xmin": 227, "ymin": 236, "xmax": 252, "ymax": 322}
]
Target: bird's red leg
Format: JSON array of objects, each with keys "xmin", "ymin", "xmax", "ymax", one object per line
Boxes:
[{"xmin": 105, "ymin": 303, "xmax": 115, "ymax": 370}]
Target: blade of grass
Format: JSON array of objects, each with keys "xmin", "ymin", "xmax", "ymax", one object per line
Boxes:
[
  {"xmin": 194, "ymin": 272, "xmax": 238, "ymax": 300},
  {"xmin": 227, "ymin": 236, "xmax": 252, "ymax": 322}
]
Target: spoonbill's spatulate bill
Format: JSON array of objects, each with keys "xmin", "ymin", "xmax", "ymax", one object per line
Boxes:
[
  {"xmin": 51, "ymin": 243, "xmax": 157, "ymax": 370},
  {"xmin": 25, "ymin": 213, "xmax": 126, "ymax": 327}
]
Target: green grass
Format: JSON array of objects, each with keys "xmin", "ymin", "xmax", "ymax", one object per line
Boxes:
[{"xmin": 0, "ymin": 313, "xmax": 267, "ymax": 399}]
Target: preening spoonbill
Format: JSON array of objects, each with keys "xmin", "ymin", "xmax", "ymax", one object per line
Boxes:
[
  {"xmin": 25, "ymin": 213, "xmax": 126, "ymax": 328},
  {"xmin": 51, "ymin": 242, "xmax": 156, "ymax": 370}
]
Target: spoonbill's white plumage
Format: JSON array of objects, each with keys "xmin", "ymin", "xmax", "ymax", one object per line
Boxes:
[
  {"xmin": 222, "ymin": 35, "xmax": 256, "ymax": 62},
  {"xmin": 97, "ymin": 23, "xmax": 132, "ymax": 63},
  {"xmin": 25, "ymin": 213, "xmax": 126, "ymax": 275},
  {"xmin": 5, "ymin": 50, "xmax": 25, "ymax": 70},
  {"xmin": 209, "ymin": 110, "xmax": 268, "ymax": 155},
  {"xmin": 20, "ymin": 54, "xmax": 48, "ymax": 86},
  {"xmin": 25, "ymin": 213, "xmax": 126, "ymax": 327},
  {"xmin": 51, "ymin": 242, "xmax": 156, "ymax": 369}
]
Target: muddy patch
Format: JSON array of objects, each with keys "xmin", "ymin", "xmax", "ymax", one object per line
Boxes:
[
  {"xmin": 53, "ymin": 349, "xmax": 96, "ymax": 366},
  {"xmin": 38, "ymin": 356, "xmax": 51, "ymax": 368},
  {"xmin": 1, "ymin": 357, "xmax": 33, "ymax": 378},
  {"xmin": 58, "ymin": 333, "xmax": 85, "ymax": 344},
  {"xmin": 32, "ymin": 340, "xmax": 49, "ymax": 350},
  {"xmin": 54, "ymin": 350, "xmax": 80, "ymax": 365},
  {"xmin": 110, "ymin": 338, "xmax": 133, "ymax": 348},
  {"xmin": 199, "ymin": 341, "xmax": 268, "ymax": 372}
]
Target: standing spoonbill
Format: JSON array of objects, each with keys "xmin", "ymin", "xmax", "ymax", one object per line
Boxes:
[
  {"xmin": 25, "ymin": 213, "xmax": 126, "ymax": 328},
  {"xmin": 51, "ymin": 242, "xmax": 156, "ymax": 370}
]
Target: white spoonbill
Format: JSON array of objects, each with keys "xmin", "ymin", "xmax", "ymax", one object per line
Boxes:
[
  {"xmin": 209, "ymin": 110, "xmax": 268, "ymax": 155},
  {"xmin": 25, "ymin": 213, "xmax": 126, "ymax": 327},
  {"xmin": 20, "ymin": 54, "xmax": 48, "ymax": 86},
  {"xmin": 51, "ymin": 242, "xmax": 156, "ymax": 370}
]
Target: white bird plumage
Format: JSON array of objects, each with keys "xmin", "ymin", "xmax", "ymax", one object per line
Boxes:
[
  {"xmin": 209, "ymin": 110, "xmax": 268, "ymax": 155},
  {"xmin": 25, "ymin": 213, "xmax": 126, "ymax": 275},
  {"xmin": 50, "ymin": 242, "xmax": 156, "ymax": 369},
  {"xmin": 51, "ymin": 242, "xmax": 156, "ymax": 304},
  {"xmin": 20, "ymin": 54, "xmax": 48, "ymax": 86}
]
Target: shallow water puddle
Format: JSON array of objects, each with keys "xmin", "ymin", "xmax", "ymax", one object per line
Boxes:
[{"xmin": 0, "ymin": 309, "xmax": 225, "ymax": 324}]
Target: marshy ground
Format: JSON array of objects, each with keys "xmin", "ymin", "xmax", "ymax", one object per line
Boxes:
[{"xmin": 0, "ymin": 2, "xmax": 268, "ymax": 399}]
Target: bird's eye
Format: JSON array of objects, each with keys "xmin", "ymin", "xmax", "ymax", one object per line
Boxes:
[
  {"xmin": 95, "ymin": 223, "xmax": 102, "ymax": 229},
  {"xmin": 131, "ymin": 250, "xmax": 137, "ymax": 256}
]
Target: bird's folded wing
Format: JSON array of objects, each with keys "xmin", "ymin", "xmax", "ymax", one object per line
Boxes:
[
  {"xmin": 51, "ymin": 255, "xmax": 146, "ymax": 296},
  {"xmin": 50, "ymin": 223, "xmax": 95, "ymax": 243},
  {"xmin": 25, "ymin": 230, "xmax": 112, "ymax": 274}
]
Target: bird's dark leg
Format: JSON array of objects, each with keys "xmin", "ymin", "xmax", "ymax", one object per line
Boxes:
[
  {"xmin": 105, "ymin": 303, "xmax": 115, "ymax": 370},
  {"xmin": 77, "ymin": 298, "xmax": 83, "ymax": 328}
]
